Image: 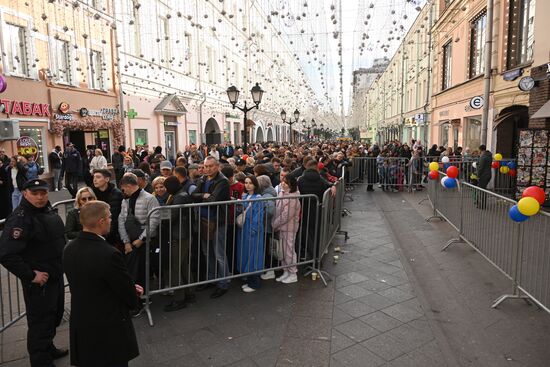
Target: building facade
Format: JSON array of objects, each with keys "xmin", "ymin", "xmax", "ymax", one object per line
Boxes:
[{"xmin": 0, "ymin": 0, "xmax": 120, "ymax": 178}]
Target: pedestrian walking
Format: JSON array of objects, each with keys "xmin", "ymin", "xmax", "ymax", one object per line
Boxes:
[
  {"xmin": 64, "ymin": 201, "xmax": 141, "ymax": 367},
  {"xmin": 48, "ymin": 146, "xmax": 63, "ymax": 191},
  {"xmin": 63, "ymin": 143, "xmax": 82, "ymax": 198},
  {"xmin": 0, "ymin": 179, "xmax": 68, "ymax": 367}
]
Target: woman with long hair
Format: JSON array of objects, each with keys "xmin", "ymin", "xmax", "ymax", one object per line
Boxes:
[{"xmin": 65, "ymin": 187, "xmax": 97, "ymax": 240}]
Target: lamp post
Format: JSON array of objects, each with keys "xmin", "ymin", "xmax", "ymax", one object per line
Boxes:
[
  {"xmin": 226, "ymin": 83, "xmax": 264, "ymax": 154},
  {"xmin": 281, "ymin": 108, "xmax": 299, "ymax": 145}
]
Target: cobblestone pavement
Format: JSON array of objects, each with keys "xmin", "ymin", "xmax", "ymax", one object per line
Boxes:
[{"xmin": 1, "ymin": 185, "xmax": 550, "ymax": 366}]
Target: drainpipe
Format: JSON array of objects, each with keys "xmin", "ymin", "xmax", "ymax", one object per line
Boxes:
[
  {"xmin": 112, "ymin": 0, "xmax": 125, "ymax": 148},
  {"xmin": 480, "ymin": 0, "xmax": 494, "ymax": 146},
  {"xmin": 424, "ymin": 0, "xmax": 434, "ymax": 147}
]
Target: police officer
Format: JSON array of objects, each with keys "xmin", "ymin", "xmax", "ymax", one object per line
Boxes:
[{"xmin": 0, "ymin": 179, "xmax": 68, "ymax": 366}]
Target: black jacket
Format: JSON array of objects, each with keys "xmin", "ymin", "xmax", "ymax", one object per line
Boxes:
[
  {"xmin": 0, "ymin": 198, "xmax": 65, "ymax": 284},
  {"xmin": 64, "ymin": 208, "xmax": 82, "ymax": 240},
  {"xmin": 48, "ymin": 150, "xmax": 62, "ymax": 170},
  {"xmin": 298, "ymin": 169, "xmax": 332, "ymax": 202},
  {"xmin": 164, "ymin": 186, "xmax": 193, "ymax": 239},
  {"xmin": 63, "ymin": 231, "xmax": 139, "ymax": 366},
  {"xmin": 64, "ymin": 148, "xmax": 82, "ymax": 174},
  {"xmin": 93, "ymin": 183, "xmax": 124, "ymax": 243},
  {"xmin": 477, "ymin": 150, "xmax": 493, "ymax": 186},
  {"xmin": 191, "ymin": 171, "xmax": 230, "ymax": 203},
  {"xmin": 6, "ymin": 162, "xmax": 27, "ymax": 192},
  {"xmin": 112, "ymin": 151, "xmax": 124, "ymax": 170}
]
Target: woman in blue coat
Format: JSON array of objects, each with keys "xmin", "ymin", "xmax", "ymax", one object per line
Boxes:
[{"xmin": 237, "ymin": 175, "xmax": 266, "ymax": 293}]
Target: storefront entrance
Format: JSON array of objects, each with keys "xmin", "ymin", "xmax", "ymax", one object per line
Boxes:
[
  {"xmin": 164, "ymin": 130, "xmax": 176, "ymax": 161},
  {"xmin": 65, "ymin": 129, "xmax": 111, "ymax": 162}
]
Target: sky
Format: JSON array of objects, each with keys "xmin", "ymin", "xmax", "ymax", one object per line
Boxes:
[{"xmin": 264, "ymin": 0, "xmax": 427, "ymax": 119}]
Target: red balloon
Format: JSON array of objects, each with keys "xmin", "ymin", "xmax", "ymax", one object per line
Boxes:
[
  {"xmin": 522, "ymin": 186, "xmax": 546, "ymax": 205},
  {"xmin": 242, "ymin": 154, "xmax": 249, "ymax": 161},
  {"xmin": 491, "ymin": 161, "xmax": 500, "ymax": 169},
  {"xmin": 508, "ymin": 169, "xmax": 517, "ymax": 177},
  {"xmin": 428, "ymin": 170, "xmax": 439, "ymax": 180},
  {"xmin": 446, "ymin": 166, "xmax": 459, "ymax": 179}
]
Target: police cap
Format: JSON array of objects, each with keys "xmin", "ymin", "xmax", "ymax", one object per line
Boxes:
[{"xmin": 22, "ymin": 179, "xmax": 49, "ymax": 191}]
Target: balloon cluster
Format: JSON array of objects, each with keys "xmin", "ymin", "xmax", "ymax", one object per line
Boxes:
[
  {"xmin": 492, "ymin": 153, "xmax": 517, "ymax": 177},
  {"xmin": 441, "ymin": 166, "xmax": 458, "ymax": 188},
  {"xmin": 428, "ymin": 161, "xmax": 439, "ymax": 180},
  {"xmin": 509, "ymin": 186, "xmax": 546, "ymax": 222}
]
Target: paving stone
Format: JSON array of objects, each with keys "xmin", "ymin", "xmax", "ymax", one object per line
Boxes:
[
  {"xmin": 284, "ymin": 316, "xmax": 332, "ymax": 341},
  {"xmin": 331, "ymin": 329, "xmax": 357, "ymax": 354},
  {"xmin": 381, "ymin": 303, "xmax": 423, "ymax": 323},
  {"xmin": 293, "ymin": 300, "xmax": 334, "ymax": 319},
  {"xmin": 198, "ymin": 341, "xmax": 247, "ymax": 367},
  {"xmin": 356, "ymin": 279, "xmax": 393, "ymax": 292},
  {"xmin": 251, "ymin": 347, "xmax": 278, "ymax": 367},
  {"xmin": 334, "ymin": 290, "xmax": 354, "ymax": 305},
  {"xmin": 377, "ymin": 287, "xmax": 415, "ymax": 303},
  {"xmin": 360, "ymin": 332, "xmax": 411, "ymax": 361},
  {"xmin": 334, "ymin": 319, "xmax": 380, "ymax": 342},
  {"xmin": 232, "ymin": 331, "xmax": 282, "ymax": 357},
  {"xmin": 337, "ymin": 300, "xmax": 377, "ymax": 318},
  {"xmin": 339, "ymin": 284, "xmax": 373, "ymax": 299},
  {"xmin": 227, "ymin": 358, "xmax": 259, "ymax": 367},
  {"xmin": 386, "ymin": 323, "xmax": 435, "ymax": 351},
  {"xmin": 357, "ymin": 293, "xmax": 397, "ymax": 311},
  {"xmin": 333, "ymin": 307, "xmax": 355, "ymax": 326},
  {"xmin": 359, "ymin": 311, "xmax": 404, "ymax": 332},
  {"xmin": 337, "ymin": 272, "xmax": 370, "ymax": 284},
  {"xmin": 277, "ymin": 337, "xmax": 330, "ymax": 367},
  {"xmin": 331, "ymin": 344, "xmax": 386, "ymax": 367},
  {"xmin": 147, "ymin": 352, "xmax": 208, "ymax": 367}
]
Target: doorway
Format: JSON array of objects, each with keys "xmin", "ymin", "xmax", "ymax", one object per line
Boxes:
[
  {"xmin": 164, "ymin": 131, "xmax": 176, "ymax": 161},
  {"xmin": 205, "ymin": 118, "xmax": 221, "ymax": 145}
]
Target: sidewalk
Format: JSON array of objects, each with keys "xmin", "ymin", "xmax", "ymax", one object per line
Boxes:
[{"xmin": 2, "ymin": 185, "xmax": 550, "ymax": 366}]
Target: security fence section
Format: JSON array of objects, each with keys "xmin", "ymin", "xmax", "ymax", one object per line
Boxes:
[
  {"xmin": 426, "ymin": 174, "xmax": 550, "ymax": 313},
  {"xmin": 0, "ymin": 199, "xmax": 74, "ymax": 333}
]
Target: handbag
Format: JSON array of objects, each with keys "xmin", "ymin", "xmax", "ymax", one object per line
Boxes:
[
  {"xmin": 271, "ymin": 235, "xmax": 284, "ymax": 260},
  {"xmin": 236, "ymin": 203, "xmax": 251, "ymax": 228},
  {"xmin": 124, "ymin": 205, "xmax": 143, "ymax": 242}
]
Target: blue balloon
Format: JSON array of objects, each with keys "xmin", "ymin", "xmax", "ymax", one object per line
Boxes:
[
  {"xmin": 443, "ymin": 163, "xmax": 450, "ymax": 170},
  {"xmin": 507, "ymin": 161, "xmax": 516, "ymax": 169},
  {"xmin": 509, "ymin": 205, "xmax": 529, "ymax": 222},
  {"xmin": 443, "ymin": 177, "xmax": 457, "ymax": 188}
]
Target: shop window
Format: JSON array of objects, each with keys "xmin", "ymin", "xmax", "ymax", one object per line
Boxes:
[
  {"xmin": 19, "ymin": 126, "xmax": 46, "ymax": 170},
  {"xmin": 188, "ymin": 130, "xmax": 196, "ymax": 144},
  {"xmin": 507, "ymin": 0, "xmax": 535, "ymax": 69},
  {"xmin": 4, "ymin": 23, "xmax": 29, "ymax": 77},
  {"xmin": 469, "ymin": 11, "xmax": 487, "ymax": 78},
  {"xmin": 465, "ymin": 117, "xmax": 481, "ymax": 150},
  {"xmin": 440, "ymin": 122, "xmax": 450, "ymax": 147},
  {"xmin": 135, "ymin": 129, "xmax": 148, "ymax": 146},
  {"xmin": 52, "ymin": 38, "xmax": 72, "ymax": 84},
  {"xmin": 89, "ymin": 50, "xmax": 104, "ymax": 90},
  {"xmin": 442, "ymin": 41, "xmax": 452, "ymax": 90}
]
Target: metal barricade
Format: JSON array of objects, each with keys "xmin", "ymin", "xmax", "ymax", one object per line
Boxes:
[
  {"xmin": 143, "ymin": 194, "xmax": 320, "ymax": 326},
  {"xmin": 349, "ymin": 157, "xmax": 412, "ymax": 191},
  {"xmin": 426, "ymin": 177, "xmax": 550, "ymax": 313},
  {"xmin": 0, "ymin": 199, "xmax": 74, "ymax": 334}
]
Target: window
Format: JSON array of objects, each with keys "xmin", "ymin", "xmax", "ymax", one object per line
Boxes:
[
  {"xmin": 89, "ymin": 50, "xmax": 103, "ymax": 89},
  {"xmin": 440, "ymin": 122, "xmax": 450, "ymax": 147},
  {"xmin": 188, "ymin": 130, "xmax": 197, "ymax": 144},
  {"xmin": 53, "ymin": 38, "xmax": 72, "ymax": 84},
  {"xmin": 507, "ymin": 0, "xmax": 535, "ymax": 69},
  {"xmin": 442, "ymin": 41, "xmax": 452, "ymax": 90},
  {"xmin": 465, "ymin": 117, "xmax": 481, "ymax": 150},
  {"xmin": 4, "ymin": 23, "xmax": 29, "ymax": 76},
  {"xmin": 469, "ymin": 11, "xmax": 487, "ymax": 78},
  {"xmin": 159, "ymin": 17, "xmax": 170, "ymax": 67},
  {"xmin": 184, "ymin": 33, "xmax": 193, "ymax": 73},
  {"xmin": 134, "ymin": 129, "xmax": 148, "ymax": 146},
  {"xmin": 206, "ymin": 46, "xmax": 214, "ymax": 82},
  {"xmin": 20, "ymin": 127, "xmax": 46, "ymax": 170}
]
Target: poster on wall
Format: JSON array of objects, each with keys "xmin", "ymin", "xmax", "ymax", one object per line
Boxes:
[
  {"xmin": 16, "ymin": 136, "xmax": 40, "ymax": 161},
  {"xmin": 516, "ymin": 129, "xmax": 549, "ymax": 203}
]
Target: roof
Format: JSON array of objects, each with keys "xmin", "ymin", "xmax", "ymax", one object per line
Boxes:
[{"xmin": 154, "ymin": 94, "xmax": 187, "ymax": 116}]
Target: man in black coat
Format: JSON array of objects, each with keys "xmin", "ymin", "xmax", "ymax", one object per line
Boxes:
[
  {"xmin": 63, "ymin": 143, "xmax": 82, "ymax": 198},
  {"xmin": 92, "ymin": 169, "xmax": 124, "ymax": 246},
  {"xmin": 0, "ymin": 179, "xmax": 68, "ymax": 367},
  {"xmin": 64, "ymin": 200, "xmax": 141, "ymax": 367},
  {"xmin": 112, "ymin": 145, "xmax": 125, "ymax": 187},
  {"xmin": 297, "ymin": 160, "xmax": 336, "ymax": 260},
  {"xmin": 476, "ymin": 145, "xmax": 493, "ymax": 208}
]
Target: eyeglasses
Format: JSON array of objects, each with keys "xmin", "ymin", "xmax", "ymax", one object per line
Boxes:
[{"xmin": 80, "ymin": 197, "xmax": 94, "ymax": 202}]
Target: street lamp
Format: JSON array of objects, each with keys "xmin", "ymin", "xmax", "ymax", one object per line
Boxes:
[
  {"xmin": 226, "ymin": 83, "xmax": 264, "ymax": 154},
  {"xmin": 281, "ymin": 108, "xmax": 300, "ymax": 144}
]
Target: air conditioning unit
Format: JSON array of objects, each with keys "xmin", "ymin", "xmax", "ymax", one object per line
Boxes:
[{"xmin": 0, "ymin": 119, "xmax": 21, "ymax": 141}]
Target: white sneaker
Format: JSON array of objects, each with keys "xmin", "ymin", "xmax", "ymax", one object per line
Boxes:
[
  {"xmin": 260, "ymin": 270, "xmax": 275, "ymax": 280},
  {"xmin": 242, "ymin": 285, "xmax": 256, "ymax": 293},
  {"xmin": 241, "ymin": 284, "xmax": 249, "ymax": 289},
  {"xmin": 55, "ymin": 188, "xmax": 59, "ymax": 192},
  {"xmin": 276, "ymin": 271, "xmax": 289, "ymax": 282},
  {"xmin": 282, "ymin": 273, "xmax": 298, "ymax": 284}
]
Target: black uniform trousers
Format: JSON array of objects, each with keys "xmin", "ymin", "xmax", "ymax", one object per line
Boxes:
[{"xmin": 22, "ymin": 279, "xmax": 64, "ymax": 367}]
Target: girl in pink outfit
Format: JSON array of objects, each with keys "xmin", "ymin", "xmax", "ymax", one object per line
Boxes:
[{"xmin": 272, "ymin": 175, "xmax": 301, "ymax": 284}]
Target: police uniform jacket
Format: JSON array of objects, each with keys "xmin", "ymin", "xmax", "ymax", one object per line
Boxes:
[
  {"xmin": 63, "ymin": 231, "xmax": 139, "ymax": 366},
  {"xmin": 0, "ymin": 197, "xmax": 65, "ymax": 284}
]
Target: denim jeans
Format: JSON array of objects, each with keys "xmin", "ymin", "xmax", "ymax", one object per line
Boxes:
[
  {"xmin": 200, "ymin": 224, "xmax": 230, "ymax": 289},
  {"xmin": 11, "ymin": 188, "xmax": 22, "ymax": 211},
  {"xmin": 52, "ymin": 168, "xmax": 62, "ymax": 190}
]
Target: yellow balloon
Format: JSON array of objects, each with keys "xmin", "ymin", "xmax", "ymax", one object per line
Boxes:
[
  {"xmin": 518, "ymin": 197, "xmax": 540, "ymax": 216},
  {"xmin": 500, "ymin": 166, "xmax": 510, "ymax": 174},
  {"xmin": 429, "ymin": 162, "xmax": 439, "ymax": 172},
  {"xmin": 494, "ymin": 153, "xmax": 503, "ymax": 161},
  {"xmin": 470, "ymin": 173, "xmax": 478, "ymax": 180}
]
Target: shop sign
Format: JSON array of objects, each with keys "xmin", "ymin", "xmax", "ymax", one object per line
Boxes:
[
  {"xmin": 503, "ymin": 68, "xmax": 522, "ymax": 81},
  {"xmin": 469, "ymin": 96, "xmax": 484, "ymax": 109},
  {"xmin": 54, "ymin": 113, "xmax": 73, "ymax": 121},
  {"xmin": 415, "ymin": 113, "xmax": 425, "ymax": 123},
  {"xmin": 16, "ymin": 136, "xmax": 39, "ymax": 160},
  {"xmin": 0, "ymin": 99, "xmax": 50, "ymax": 117},
  {"xmin": 85, "ymin": 108, "xmax": 118, "ymax": 120},
  {"xmin": 439, "ymin": 110, "xmax": 449, "ymax": 117}
]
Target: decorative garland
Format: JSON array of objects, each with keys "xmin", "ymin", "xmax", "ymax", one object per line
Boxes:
[{"xmin": 49, "ymin": 116, "xmax": 124, "ymax": 148}]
